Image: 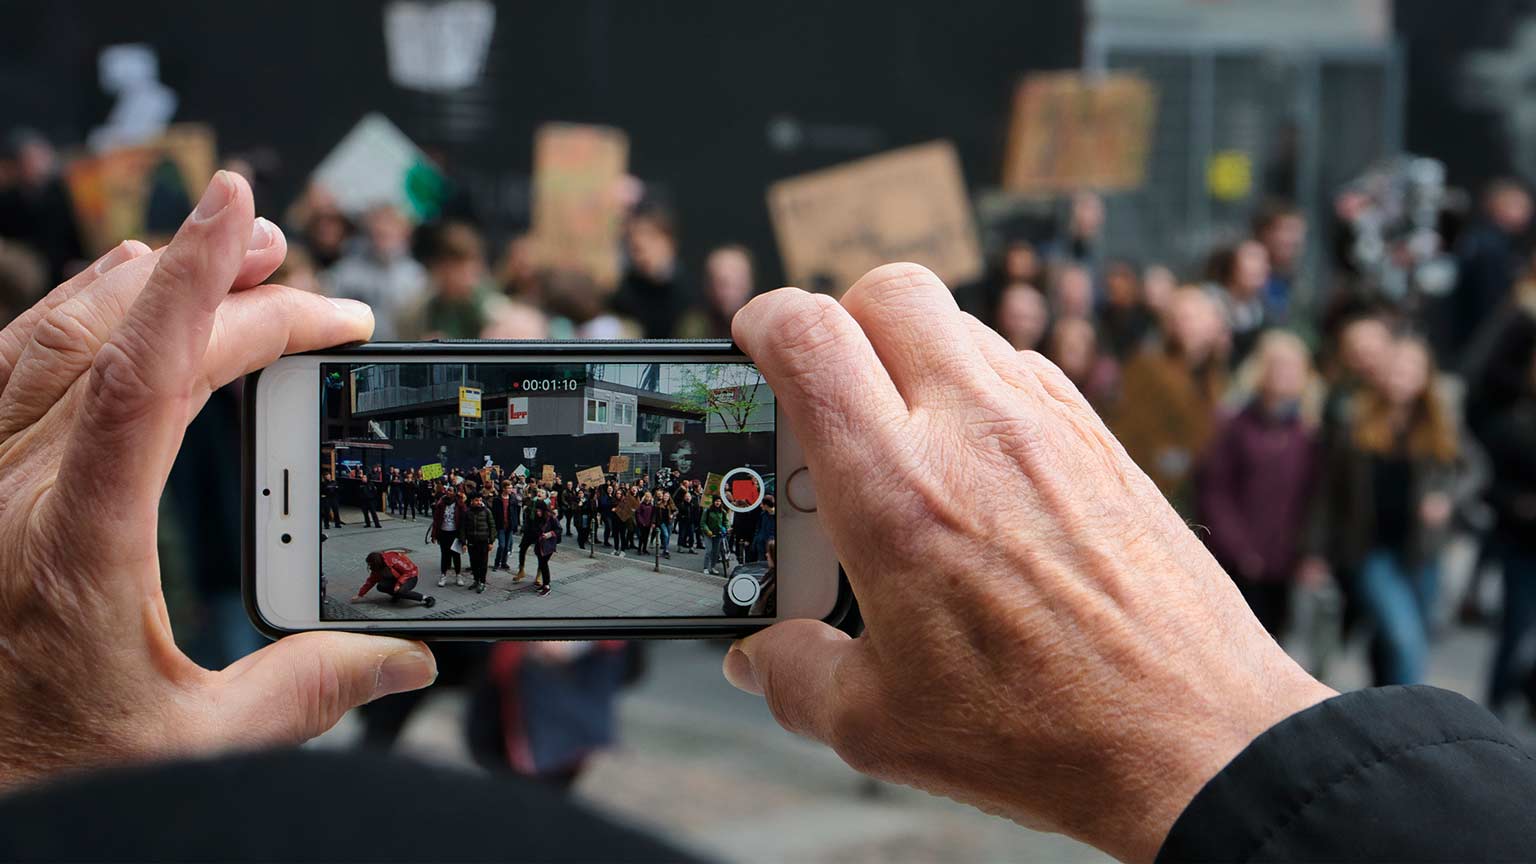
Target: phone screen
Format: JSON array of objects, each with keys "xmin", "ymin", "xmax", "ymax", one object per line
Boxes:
[{"xmin": 319, "ymin": 361, "xmax": 776, "ymax": 620}]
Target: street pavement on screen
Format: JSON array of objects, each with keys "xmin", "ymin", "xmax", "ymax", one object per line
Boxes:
[{"xmin": 321, "ymin": 508, "xmax": 728, "ymax": 620}]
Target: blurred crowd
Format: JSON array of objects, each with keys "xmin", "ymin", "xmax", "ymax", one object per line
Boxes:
[{"xmin": 5, "ymin": 124, "xmax": 1536, "ymax": 723}]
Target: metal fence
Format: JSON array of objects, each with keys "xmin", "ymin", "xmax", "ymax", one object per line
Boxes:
[{"xmin": 1085, "ymin": 39, "xmax": 1402, "ymax": 313}]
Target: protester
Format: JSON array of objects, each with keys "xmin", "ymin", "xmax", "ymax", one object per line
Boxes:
[
  {"xmin": 515, "ymin": 488, "xmax": 542, "ymax": 580},
  {"xmin": 1252, "ymin": 200, "xmax": 1308, "ymax": 322},
  {"xmin": 353, "ymin": 550, "xmax": 436, "ymax": 608},
  {"xmin": 1047, "ymin": 261, "xmax": 1095, "ymax": 321},
  {"xmin": 1099, "ymin": 257, "xmax": 1155, "ymax": 358},
  {"xmin": 1311, "ymin": 336, "xmax": 1460, "ymax": 685},
  {"xmin": 533, "ymin": 500, "xmax": 560, "ymax": 596},
  {"xmin": 326, "ymin": 204, "xmax": 426, "ymax": 340},
  {"xmin": 676, "ymin": 244, "xmax": 754, "ymax": 339},
  {"xmin": 1197, "ymin": 331, "xmax": 1319, "ymax": 635},
  {"xmin": 751, "ymin": 494, "xmax": 776, "ymax": 563},
  {"xmin": 1113, "ymin": 287, "xmax": 1228, "ymax": 512},
  {"xmin": 1206, "ymin": 239, "xmax": 1270, "ymax": 366},
  {"xmin": 994, "ymin": 281, "xmax": 1048, "ymax": 352},
  {"xmin": 463, "ymin": 491, "xmax": 497, "ymax": 594},
  {"xmin": 0, "ymin": 129, "xmax": 84, "ymax": 284},
  {"xmin": 613, "ymin": 205, "xmax": 687, "ymax": 338},
  {"xmin": 1045, "ymin": 317, "xmax": 1119, "ymax": 414},
  {"xmin": 400, "ymin": 221, "xmax": 494, "ymax": 340},
  {"xmin": 701, "ymin": 496, "xmax": 728, "ymax": 576},
  {"xmin": 491, "ymin": 482, "xmax": 518, "ymax": 571},
  {"xmin": 1447, "ymin": 178, "xmax": 1533, "ymax": 361},
  {"xmin": 430, "ymin": 486, "xmax": 467, "ymax": 587}
]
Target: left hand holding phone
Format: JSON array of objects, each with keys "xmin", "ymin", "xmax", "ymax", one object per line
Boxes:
[{"xmin": 0, "ymin": 172, "xmax": 438, "ymax": 792}]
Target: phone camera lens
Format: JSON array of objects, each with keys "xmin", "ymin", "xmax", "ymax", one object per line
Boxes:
[
  {"xmin": 262, "ymin": 488, "xmax": 271, "ymax": 497},
  {"xmin": 280, "ymin": 533, "xmax": 292, "ymax": 544}
]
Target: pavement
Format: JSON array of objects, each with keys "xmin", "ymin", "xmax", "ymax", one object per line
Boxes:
[
  {"xmin": 322, "ymin": 506, "xmax": 727, "ymax": 620},
  {"xmin": 305, "ymin": 532, "xmax": 1536, "ymax": 862}
]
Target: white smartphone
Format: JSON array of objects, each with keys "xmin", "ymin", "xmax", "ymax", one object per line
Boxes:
[{"xmin": 243, "ymin": 341, "xmax": 846, "ymax": 639}]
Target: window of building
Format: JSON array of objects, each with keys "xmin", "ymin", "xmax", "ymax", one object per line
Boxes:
[{"xmin": 588, "ymin": 398, "xmax": 608, "ymax": 423}]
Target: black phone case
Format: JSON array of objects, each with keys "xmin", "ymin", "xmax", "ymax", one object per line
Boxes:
[{"xmin": 241, "ymin": 339, "xmax": 857, "ymax": 641}]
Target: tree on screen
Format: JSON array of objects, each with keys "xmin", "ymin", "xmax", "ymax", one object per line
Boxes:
[{"xmin": 674, "ymin": 364, "xmax": 764, "ymax": 433}]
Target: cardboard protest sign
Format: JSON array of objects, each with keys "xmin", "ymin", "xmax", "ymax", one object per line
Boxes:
[
  {"xmin": 767, "ymin": 141, "xmax": 983, "ymax": 295},
  {"xmin": 513, "ymin": 464, "xmax": 528, "ymax": 478},
  {"xmin": 1002, "ymin": 72, "xmax": 1157, "ymax": 193},
  {"xmin": 702, "ymin": 471, "xmax": 724, "ymax": 507},
  {"xmin": 541, "ymin": 464, "xmax": 556, "ymax": 481},
  {"xmin": 529, "ymin": 123, "xmax": 629, "ymax": 290},
  {"xmin": 65, "ymin": 123, "xmax": 217, "ymax": 254},
  {"xmin": 419, "ymin": 462, "xmax": 444, "ymax": 481},
  {"xmin": 608, "ymin": 455, "xmax": 630, "ymax": 474},
  {"xmin": 311, "ymin": 113, "xmax": 448, "ymax": 222},
  {"xmin": 576, "ymin": 465, "xmax": 605, "ymax": 487}
]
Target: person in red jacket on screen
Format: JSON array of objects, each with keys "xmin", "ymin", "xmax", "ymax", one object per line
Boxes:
[{"xmin": 352, "ymin": 550, "xmax": 436, "ymax": 608}]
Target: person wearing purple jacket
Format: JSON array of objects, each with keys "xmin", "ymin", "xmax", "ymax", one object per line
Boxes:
[{"xmin": 1197, "ymin": 331, "xmax": 1320, "ymax": 634}]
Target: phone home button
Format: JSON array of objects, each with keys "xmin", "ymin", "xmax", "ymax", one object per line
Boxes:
[{"xmin": 785, "ymin": 466, "xmax": 816, "ymax": 513}]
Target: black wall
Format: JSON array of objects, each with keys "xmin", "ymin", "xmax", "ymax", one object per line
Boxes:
[
  {"xmin": 0, "ymin": 0, "xmax": 1082, "ymax": 285},
  {"xmin": 379, "ymin": 432, "xmax": 621, "ymax": 479}
]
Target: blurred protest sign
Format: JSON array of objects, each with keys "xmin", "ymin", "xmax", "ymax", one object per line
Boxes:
[
  {"xmin": 384, "ymin": 0, "xmax": 496, "ymax": 93},
  {"xmin": 576, "ymin": 465, "xmax": 605, "ymax": 487},
  {"xmin": 513, "ymin": 464, "xmax": 529, "ymax": 478},
  {"xmin": 541, "ymin": 464, "xmax": 556, "ymax": 482},
  {"xmin": 768, "ymin": 141, "xmax": 983, "ymax": 294},
  {"xmin": 65, "ymin": 123, "xmax": 216, "ymax": 254},
  {"xmin": 419, "ymin": 463, "xmax": 444, "ymax": 481},
  {"xmin": 311, "ymin": 113, "xmax": 448, "ymax": 222},
  {"xmin": 530, "ymin": 123, "xmax": 629, "ymax": 290},
  {"xmin": 1002, "ymin": 72, "xmax": 1157, "ymax": 193},
  {"xmin": 608, "ymin": 454, "xmax": 630, "ymax": 474}
]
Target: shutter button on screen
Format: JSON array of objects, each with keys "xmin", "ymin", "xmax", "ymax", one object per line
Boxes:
[
  {"xmin": 785, "ymin": 466, "xmax": 817, "ymax": 513},
  {"xmin": 727, "ymin": 574, "xmax": 761, "ymax": 607}
]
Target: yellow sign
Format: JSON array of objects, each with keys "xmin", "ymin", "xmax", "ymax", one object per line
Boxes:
[
  {"xmin": 702, "ymin": 471, "xmax": 724, "ymax": 507},
  {"xmin": 1206, "ymin": 150, "xmax": 1253, "ymax": 202},
  {"xmin": 458, "ymin": 386, "xmax": 482, "ymax": 419},
  {"xmin": 419, "ymin": 463, "xmax": 444, "ymax": 481}
]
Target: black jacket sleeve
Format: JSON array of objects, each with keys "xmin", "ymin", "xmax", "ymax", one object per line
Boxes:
[{"xmin": 1158, "ymin": 685, "xmax": 1536, "ymax": 863}]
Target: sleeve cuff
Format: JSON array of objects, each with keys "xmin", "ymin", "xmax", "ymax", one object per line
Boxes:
[{"xmin": 1157, "ymin": 685, "xmax": 1536, "ymax": 863}]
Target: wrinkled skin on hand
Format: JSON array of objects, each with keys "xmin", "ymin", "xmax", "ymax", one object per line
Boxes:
[
  {"xmin": 0, "ymin": 172, "xmax": 436, "ymax": 791},
  {"xmin": 725, "ymin": 264, "xmax": 1333, "ymax": 863}
]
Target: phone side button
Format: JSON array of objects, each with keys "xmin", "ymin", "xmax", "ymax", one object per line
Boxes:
[{"xmin": 785, "ymin": 466, "xmax": 816, "ymax": 513}]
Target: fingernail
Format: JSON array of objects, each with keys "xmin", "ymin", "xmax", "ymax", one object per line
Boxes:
[
  {"xmin": 375, "ymin": 648, "xmax": 437, "ymax": 698},
  {"xmin": 723, "ymin": 646, "xmax": 761, "ymax": 695},
  {"xmin": 328, "ymin": 297, "xmax": 373, "ymax": 319},
  {"xmin": 94, "ymin": 241, "xmax": 141, "ymax": 274},
  {"xmin": 249, "ymin": 217, "xmax": 277, "ymax": 251},
  {"xmin": 192, "ymin": 170, "xmax": 236, "ymax": 222}
]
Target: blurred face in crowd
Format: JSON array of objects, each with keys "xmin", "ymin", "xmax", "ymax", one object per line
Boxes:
[
  {"xmin": 1048, "ymin": 318, "xmax": 1098, "ymax": 382},
  {"xmin": 433, "ymin": 254, "xmax": 481, "ymax": 300},
  {"xmin": 15, "ymin": 137, "xmax": 56, "ymax": 187},
  {"xmin": 481, "ymin": 300, "xmax": 550, "ymax": 339},
  {"xmin": 498, "ymin": 233, "xmax": 537, "ymax": 295},
  {"xmin": 704, "ymin": 246, "xmax": 753, "ymax": 318},
  {"xmin": 1383, "ymin": 338, "xmax": 1432, "ymax": 408},
  {"xmin": 365, "ymin": 206, "xmax": 412, "ymax": 258},
  {"xmin": 307, "ymin": 210, "xmax": 349, "ymax": 258},
  {"xmin": 1487, "ymin": 183, "xmax": 1533, "ymax": 235},
  {"xmin": 996, "ymin": 283, "xmax": 1048, "ymax": 351},
  {"xmin": 1259, "ymin": 212, "xmax": 1307, "ymax": 273},
  {"xmin": 1339, "ymin": 317, "xmax": 1391, "ymax": 383},
  {"xmin": 1003, "ymin": 241, "xmax": 1040, "ymax": 282},
  {"xmin": 626, "ymin": 215, "xmax": 676, "ymax": 281},
  {"xmin": 1257, "ymin": 335, "xmax": 1310, "ymax": 408},
  {"xmin": 1228, "ymin": 241, "xmax": 1270, "ymax": 300},
  {"xmin": 1070, "ymin": 190, "xmax": 1105, "ymax": 240},
  {"xmin": 1051, "ymin": 265, "xmax": 1094, "ymax": 320},
  {"xmin": 1104, "ymin": 260, "xmax": 1139, "ymax": 309},
  {"xmin": 1141, "ymin": 265, "xmax": 1177, "ymax": 315},
  {"xmin": 1167, "ymin": 288, "xmax": 1223, "ymax": 364}
]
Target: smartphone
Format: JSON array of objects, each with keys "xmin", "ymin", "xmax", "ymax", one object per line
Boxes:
[{"xmin": 243, "ymin": 340, "xmax": 847, "ymax": 639}]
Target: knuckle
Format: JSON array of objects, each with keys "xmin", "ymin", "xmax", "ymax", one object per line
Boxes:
[
  {"xmin": 284, "ymin": 652, "xmax": 351, "ymax": 742},
  {"xmin": 86, "ymin": 340, "xmax": 161, "ymax": 427}
]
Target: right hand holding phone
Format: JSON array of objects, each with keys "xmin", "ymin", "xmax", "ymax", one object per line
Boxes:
[{"xmin": 726, "ymin": 264, "xmax": 1334, "ymax": 862}]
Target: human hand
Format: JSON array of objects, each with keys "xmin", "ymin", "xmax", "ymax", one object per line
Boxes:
[
  {"xmin": 726, "ymin": 264, "xmax": 1334, "ymax": 863},
  {"xmin": 0, "ymin": 172, "xmax": 437, "ymax": 792}
]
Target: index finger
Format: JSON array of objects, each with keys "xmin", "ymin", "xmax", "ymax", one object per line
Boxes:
[{"xmin": 732, "ymin": 288, "xmax": 906, "ymax": 476}]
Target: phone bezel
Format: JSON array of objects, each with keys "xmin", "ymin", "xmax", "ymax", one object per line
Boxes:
[{"xmin": 242, "ymin": 340, "xmax": 848, "ymax": 640}]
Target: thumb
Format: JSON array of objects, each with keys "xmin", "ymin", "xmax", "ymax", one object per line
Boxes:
[
  {"xmin": 214, "ymin": 633, "xmax": 437, "ymax": 746},
  {"xmin": 724, "ymin": 619, "xmax": 858, "ymax": 743}
]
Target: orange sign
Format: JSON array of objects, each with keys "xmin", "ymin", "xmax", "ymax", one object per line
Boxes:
[{"xmin": 1003, "ymin": 72, "xmax": 1157, "ymax": 193}]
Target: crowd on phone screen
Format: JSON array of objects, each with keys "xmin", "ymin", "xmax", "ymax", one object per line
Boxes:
[
  {"xmin": 331, "ymin": 463, "xmax": 776, "ymax": 603},
  {"xmin": 6, "ymin": 123, "xmax": 1536, "ymax": 768}
]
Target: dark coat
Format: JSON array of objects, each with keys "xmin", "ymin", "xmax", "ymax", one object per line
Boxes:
[
  {"xmin": 463, "ymin": 504, "xmax": 496, "ymax": 545},
  {"xmin": 431, "ymin": 496, "xmax": 469, "ymax": 538},
  {"xmin": 1483, "ymin": 395, "xmax": 1536, "ymax": 551},
  {"xmin": 535, "ymin": 514, "xmax": 561, "ymax": 557},
  {"xmin": 490, "ymin": 494, "xmax": 518, "ymax": 533}
]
